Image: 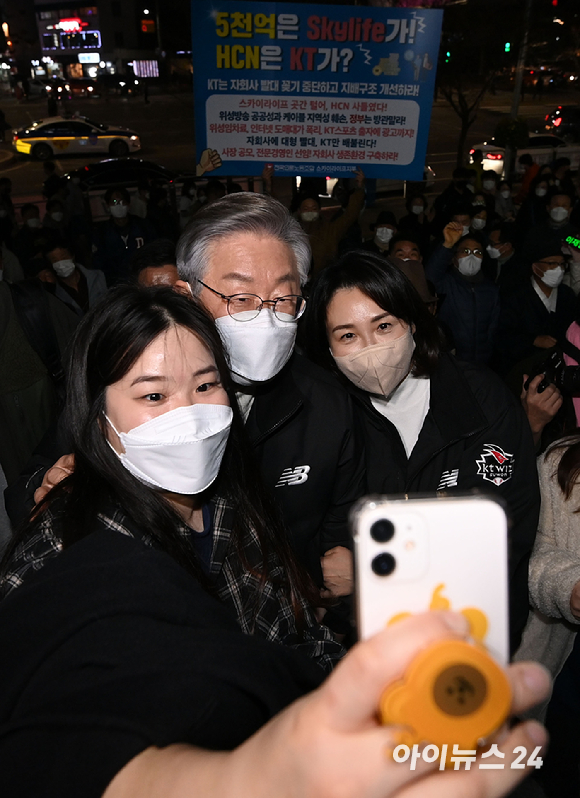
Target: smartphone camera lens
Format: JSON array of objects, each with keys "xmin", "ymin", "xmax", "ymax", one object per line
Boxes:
[
  {"xmin": 371, "ymin": 552, "xmax": 396, "ymax": 577},
  {"xmin": 370, "ymin": 519, "xmax": 395, "ymax": 543}
]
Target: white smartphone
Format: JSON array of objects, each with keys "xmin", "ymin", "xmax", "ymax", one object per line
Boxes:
[{"xmin": 352, "ymin": 493, "xmax": 509, "ymax": 665}]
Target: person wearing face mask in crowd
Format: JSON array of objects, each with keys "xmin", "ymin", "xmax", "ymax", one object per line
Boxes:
[
  {"xmin": 18, "ymin": 193, "xmax": 366, "ymax": 634},
  {"xmin": 92, "ymin": 187, "xmax": 157, "ymax": 286},
  {"xmin": 397, "ymin": 193, "xmax": 432, "ymax": 255},
  {"xmin": 495, "ymin": 241, "xmax": 577, "ymax": 380},
  {"xmin": 12, "ymin": 203, "xmax": 51, "ymax": 277},
  {"xmin": 495, "ymin": 181, "xmax": 515, "ymax": 221},
  {"xmin": 363, "ymin": 210, "xmax": 397, "ymax": 256},
  {"xmin": 431, "ymin": 166, "xmax": 472, "ymax": 236},
  {"xmin": 41, "ymin": 161, "xmax": 63, "ymax": 200},
  {"xmin": 481, "ymin": 170, "xmax": 499, "ymax": 200},
  {"xmin": 470, "ymin": 206, "xmax": 488, "ymax": 236},
  {"xmin": 552, "ymin": 157, "xmax": 576, "ymax": 198},
  {"xmin": 42, "ymin": 198, "xmax": 68, "ymax": 236},
  {"xmin": 178, "ymin": 179, "xmax": 199, "ymax": 229},
  {"xmin": 522, "ymin": 189, "xmax": 576, "ymax": 264},
  {"xmin": 485, "ymin": 221, "xmax": 528, "ymax": 296},
  {"xmin": 45, "ymin": 239, "xmax": 107, "ymax": 316},
  {"xmin": 515, "ymin": 175, "xmax": 551, "ymax": 238},
  {"xmin": 296, "ymin": 168, "xmax": 365, "ymax": 276},
  {"xmin": 129, "ymin": 181, "xmax": 151, "ymax": 219},
  {"xmin": 303, "ymin": 252, "xmax": 538, "ymax": 654},
  {"xmin": 514, "ymin": 154, "xmax": 540, "ymax": 205},
  {"xmin": 425, "ymin": 223, "xmax": 500, "ymax": 365}
]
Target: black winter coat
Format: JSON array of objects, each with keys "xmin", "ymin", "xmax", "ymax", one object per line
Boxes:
[
  {"xmin": 426, "ymin": 245, "xmax": 500, "ymax": 365},
  {"xmin": 345, "ymin": 353, "xmax": 539, "ymax": 654}
]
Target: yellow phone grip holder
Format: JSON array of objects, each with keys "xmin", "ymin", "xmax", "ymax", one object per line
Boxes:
[{"xmin": 379, "ymin": 639, "xmax": 512, "ymax": 755}]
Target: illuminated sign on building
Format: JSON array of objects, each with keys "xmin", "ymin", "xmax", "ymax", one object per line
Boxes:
[
  {"xmin": 133, "ymin": 60, "xmax": 159, "ymax": 78},
  {"xmin": 79, "ymin": 52, "xmax": 100, "ymax": 63},
  {"xmin": 47, "ymin": 18, "xmax": 89, "ymax": 33}
]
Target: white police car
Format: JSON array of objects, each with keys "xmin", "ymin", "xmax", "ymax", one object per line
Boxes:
[{"xmin": 13, "ymin": 115, "xmax": 141, "ymax": 160}]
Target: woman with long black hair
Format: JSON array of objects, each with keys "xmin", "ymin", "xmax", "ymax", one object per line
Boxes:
[
  {"xmin": 0, "ymin": 286, "xmax": 340, "ymax": 666},
  {"xmin": 303, "ymin": 251, "xmax": 538, "ymax": 654}
]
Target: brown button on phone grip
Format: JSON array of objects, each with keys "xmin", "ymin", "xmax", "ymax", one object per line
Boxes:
[{"xmin": 380, "ymin": 639, "xmax": 511, "ymax": 756}]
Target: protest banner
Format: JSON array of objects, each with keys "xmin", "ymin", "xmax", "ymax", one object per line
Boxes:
[{"xmin": 192, "ymin": 0, "xmax": 443, "ymax": 178}]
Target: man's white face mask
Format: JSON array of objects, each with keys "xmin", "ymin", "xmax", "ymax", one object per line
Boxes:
[{"xmin": 214, "ymin": 310, "xmax": 297, "ymax": 386}]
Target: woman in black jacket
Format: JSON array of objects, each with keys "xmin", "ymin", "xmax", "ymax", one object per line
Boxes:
[{"xmin": 304, "ymin": 251, "xmax": 539, "ymax": 654}]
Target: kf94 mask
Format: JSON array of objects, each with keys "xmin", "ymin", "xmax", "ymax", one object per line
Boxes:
[{"xmin": 107, "ymin": 403, "xmax": 233, "ymax": 494}]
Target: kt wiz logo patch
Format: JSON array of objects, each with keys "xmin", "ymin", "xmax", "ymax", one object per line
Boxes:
[
  {"xmin": 476, "ymin": 444, "xmax": 514, "ymax": 486},
  {"xmin": 276, "ymin": 465, "xmax": 310, "ymax": 487}
]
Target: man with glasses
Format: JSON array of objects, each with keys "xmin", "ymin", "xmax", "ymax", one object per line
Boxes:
[
  {"xmin": 425, "ymin": 221, "xmax": 500, "ymax": 365},
  {"xmin": 496, "ymin": 241, "xmax": 577, "ymax": 380},
  {"xmin": 174, "ymin": 193, "xmax": 364, "ymax": 615}
]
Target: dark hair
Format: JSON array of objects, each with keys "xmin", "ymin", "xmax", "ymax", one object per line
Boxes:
[
  {"xmin": 453, "ymin": 231, "xmax": 487, "ymax": 254},
  {"xmin": 546, "ymin": 434, "xmax": 580, "ymax": 508},
  {"xmin": 104, "ymin": 186, "xmax": 130, "ymax": 204},
  {"xmin": 553, "ymin": 157, "xmax": 571, "ymax": 171},
  {"xmin": 519, "ymin": 153, "xmax": 534, "ymax": 167},
  {"xmin": 488, "ymin": 220, "xmax": 519, "ymax": 246},
  {"xmin": 451, "ymin": 202, "xmax": 475, "ymax": 219},
  {"xmin": 205, "ymin": 179, "xmax": 226, "ymax": 200},
  {"xmin": 303, "ymin": 250, "xmax": 443, "ymax": 379},
  {"xmin": 482, "ymin": 171, "xmax": 499, "ymax": 185},
  {"xmin": 181, "ymin": 178, "xmax": 197, "ymax": 197},
  {"xmin": 529, "ymin": 173, "xmax": 551, "ymax": 193},
  {"xmin": 405, "ymin": 193, "xmax": 427, "ymax": 214},
  {"xmin": 46, "ymin": 198, "xmax": 64, "ymax": 213},
  {"xmin": 298, "ymin": 192, "xmax": 321, "ymax": 209},
  {"xmin": 1, "ymin": 287, "xmax": 315, "ymax": 623},
  {"xmin": 130, "ymin": 239, "xmax": 176, "ymax": 277},
  {"xmin": 546, "ymin": 187, "xmax": 574, "ymax": 205},
  {"xmin": 20, "ymin": 202, "xmax": 39, "ymax": 218},
  {"xmin": 452, "ymin": 167, "xmax": 471, "ymax": 180},
  {"xmin": 388, "ymin": 231, "xmax": 422, "ymax": 254}
]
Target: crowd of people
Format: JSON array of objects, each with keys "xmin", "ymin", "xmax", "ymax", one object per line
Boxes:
[{"xmin": 0, "ymin": 151, "xmax": 580, "ymax": 797}]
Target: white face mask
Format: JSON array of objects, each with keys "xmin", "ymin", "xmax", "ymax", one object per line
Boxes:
[
  {"xmin": 26, "ymin": 217, "xmax": 41, "ymax": 229},
  {"xmin": 301, "ymin": 210, "xmax": 319, "ymax": 223},
  {"xmin": 107, "ymin": 404, "xmax": 233, "ymax": 494},
  {"xmin": 333, "ymin": 330, "xmax": 415, "ymax": 397},
  {"xmin": 550, "ymin": 206, "xmax": 569, "ymax": 223},
  {"xmin": 110, "ymin": 203, "xmax": 129, "ymax": 218},
  {"xmin": 500, "ymin": 190, "xmax": 511, "ymax": 199},
  {"xmin": 483, "ymin": 180, "xmax": 495, "ymax": 191},
  {"xmin": 535, "ymin": 187, "xmax": 547, "ymax": 197},
  {"xmin": 539, "ymin": 265, "xmax": 564, "ymax": 288},
  {"xmin": 51, "ymin": 211, "xmax": 64, "ymax": 223},
  {"xmin": 53, "ymin": 258, "xmax": 76, "ymax": 278},
  {"xmin": 486, "ymin": 245, "xmax": 502, "ymax": 259},
  {"xmin": 214, "ymin": 310, "xmax": 297, "ymax": 386},
  {"xmin": 457, "ymin": 253, "xmax": 482, "ymax": 277},
  {"xmin": 461, "ymin": 225, "xmax": 470, "ymax": 237},
  {"xmin": 375, "ymin": 227, "xmax": 394, "ymax": 244},
  {"xmin": 411, "ymin": 205, "xmax": 424, "ymax": 215},
  {"xmin": 471, "ymin": 217, "xmax": 486, "ymax": 230}
]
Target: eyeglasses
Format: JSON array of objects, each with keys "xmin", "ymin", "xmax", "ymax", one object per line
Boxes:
[
  {"xmin": 458, "ymin": 247, "xmax": 483, "ymax": 257},
  {"xmin": 537, "ymin": 260, "xmax": 567, "ymax": 269},
  {"xmin": 197, "ymin": 279, "xmax": 306, "ymax": 322},
  {"xmin": 110, "ymin": 199, "xmax": 128, "ymax": 206}
]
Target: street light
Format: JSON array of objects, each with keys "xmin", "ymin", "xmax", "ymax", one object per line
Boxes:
[{"xmin": 143, "ymin": 8, "xmax": 150, "ymax": 14}]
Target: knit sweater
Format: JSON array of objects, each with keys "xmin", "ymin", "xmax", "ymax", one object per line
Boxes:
[{"xmin": 514, "ymin": 442, "xmax": 580, "ymax": 717}]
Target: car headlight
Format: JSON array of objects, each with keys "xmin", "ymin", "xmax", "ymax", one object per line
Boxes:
[
  {"xmin": 87, "ymin": 86, "xmax": 93, "ymax": 92},
  {"xmin": 130, "ymin": 135, "xmax": 138, "ymax": 140}
]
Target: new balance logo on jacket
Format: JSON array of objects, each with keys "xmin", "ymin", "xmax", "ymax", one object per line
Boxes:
[
  {"xmin": 437, "ymin": 469, "xmax": 459, "ymax": 490},
  {"xmin": 276, "ymin": 465, "xmax": 310, "ymax": 487}
]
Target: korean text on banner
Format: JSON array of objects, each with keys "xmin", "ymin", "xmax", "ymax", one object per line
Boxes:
[{"xmin": 192, "ymin": 1, "xmax": 443, "ymax": 179}]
